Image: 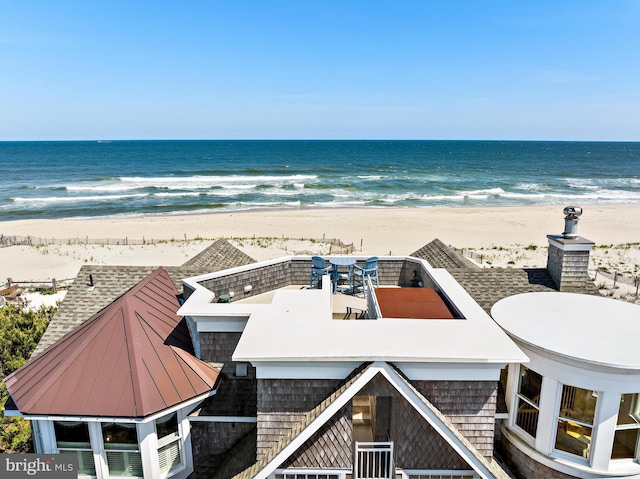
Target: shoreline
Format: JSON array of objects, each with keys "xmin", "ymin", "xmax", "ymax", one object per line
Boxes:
[
  {"xmin": 2, "ymin": 203, "xmax": 640, "ymax": 246},
  {"xmin": 1, "ymin": 204, "xmax": 639, "ymax": 289}
]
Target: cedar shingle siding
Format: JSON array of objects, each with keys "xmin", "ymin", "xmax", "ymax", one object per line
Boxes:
[
  {"xmin": 412, "ymin": 380, "xmax": 498, "ymax": 458},
  {"xmin": 191, "ymin": 422, "xmax": 256, "ymax": 479},
  {"xmin": 281, "ymin": 404, "xmax": 353, "ymax": 468},
  {"xmin": 200, "ymin": 332, "xmax": 242, "ymax": 365},
  {"xmin": 361, "ymin": 374, "xmax": 470, "ymax": 470},
  {"xmin": 257, "ymin": 378, "xmax": 342, "ymax": 459}
]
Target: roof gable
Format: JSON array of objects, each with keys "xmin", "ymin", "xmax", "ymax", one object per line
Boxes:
[
  {"xmin": 411, "ymin": 239, "xmax": 479, "ymax": 269},
  {"xmin": 234, "ymin": 362, "xmax": 510, "ymax": 479},
  {"xmin": 5, "ymin": 268, "xmax": 219, "ymax": 418},
  {"xmin": 182, "ymin": 238, "xmax": 256, "ymax": 269}
]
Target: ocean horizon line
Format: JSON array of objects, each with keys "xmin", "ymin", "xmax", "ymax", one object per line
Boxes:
[{"xmin": 2, "ymin": 138, "xmax": 640, "ymax": 144}]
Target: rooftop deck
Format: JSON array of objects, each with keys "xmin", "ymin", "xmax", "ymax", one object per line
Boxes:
[{"xmin": 179, "ymin": 256, "xmax": 528, "ymax": 377}]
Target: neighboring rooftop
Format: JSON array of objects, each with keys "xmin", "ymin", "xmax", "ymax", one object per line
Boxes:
[
  {"xmin": 411, "ymin": 238, "xmax": 479, "ymax": 270},
  {"xmin": 182, "ymin": 238, "xmax": 256, "ymax": 269}
]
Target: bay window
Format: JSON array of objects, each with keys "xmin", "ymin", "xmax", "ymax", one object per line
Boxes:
[
  {"xmin": 515, "ymin": 365, "xmax": 542, "ymax": 438},
  {"xmin": 612, "ymin": 393, "xmax": 640, "ymax": 460},
  {"xmin": 54, "ymin": 421, "xmax": 96, "ymax": 476},
  {"xmin": 555, "ymin": 385, "xmax": 597, "ymax": 459},
  {"xmin": 156, "ymin": 412, "xmax": 182, "ymax": 473},
  {"xmin": 102, "ymin": 422, "xmax": 143, "ymax": 477}
]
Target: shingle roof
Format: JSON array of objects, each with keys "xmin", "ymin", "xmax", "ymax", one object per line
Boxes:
[
  {"xmin": 182, "ymin": 238, "xmax": 256, "ymax": 268},
  {"xmin": 411, "ymin": 238, "xmax": 480, "ymax": 269},
  {"xmin": 5, "ymin": 268, "xmax": 219, "ymax": 418},
  {"xmin": 450, "ymin": 268, "xmax": 599, "ymax": 314},
  {"xmin": 410, "ymin": 239, "xmax": 599, "ymax": 314},
  {"xmin": 34, "ymin": 240, "xmax": 255, "ymax": 356},
  {"xmin": 33, "ymin": 265, "xmax": 207, "ymax": 356},
  {"xmin": 450, "ymin": 268, "xmax": 557, "ymax": 314}
]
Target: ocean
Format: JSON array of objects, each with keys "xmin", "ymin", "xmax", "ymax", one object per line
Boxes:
[{"xmin": 0, "ymin": 140, "xmax": 639, "ymax": 221}]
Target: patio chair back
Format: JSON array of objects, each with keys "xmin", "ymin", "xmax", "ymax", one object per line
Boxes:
[
  {"xmin": 312, "ymin": 256, "xmax": 327, "ymax": 270},
  {"xmin": 310, "ymin": 256, "xmax": 331, "ymax": 288}
]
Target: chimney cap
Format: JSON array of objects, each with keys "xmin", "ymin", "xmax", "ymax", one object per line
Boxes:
[
  {"xmin": 563, "ymin": 206, "xmax": 583, "ymax": 218},
  {"xmin": 562, "ymin": 206, "xmax": 583, "ymax": 239}
]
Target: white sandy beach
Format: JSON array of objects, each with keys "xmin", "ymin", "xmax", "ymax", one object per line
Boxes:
[{"xmin": 1, "ymin": 205, "xmax": 639, "ymax": 302}]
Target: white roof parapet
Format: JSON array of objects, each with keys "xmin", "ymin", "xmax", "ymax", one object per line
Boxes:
[
  {"xmin": 232, "ymin": 257, "xmax": 527, "ymax": 370},
  {"xmin": 178, "ymin": 255, "xmax": 528, "ymax": 378}
]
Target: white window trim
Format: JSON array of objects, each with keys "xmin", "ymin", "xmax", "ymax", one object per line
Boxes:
[
  {"xmin": 38, "ymin": 409, "xmax": 193, "ymax": 479},
  {"xmin": 512, "ymin": 365, "xmax": 542, "ymax": 445}
]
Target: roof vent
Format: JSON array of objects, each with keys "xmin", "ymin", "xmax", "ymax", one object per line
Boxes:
[
  {"xmin": 562, "ymin": 206, "xmax": 582, "ymax": 239},
  {"xmin": 235, "ymin": 362, "xmax": 248, "ymax": 377}
]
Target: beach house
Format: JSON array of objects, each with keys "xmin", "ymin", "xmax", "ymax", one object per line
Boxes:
[{"xmin": 4, "ymin": 210, "xmax": 640, "ymax": 479}]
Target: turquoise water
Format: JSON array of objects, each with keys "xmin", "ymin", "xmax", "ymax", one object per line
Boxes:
[{"xmin": 0, "ymin": 140, "xmax": 638, "ymax": 221}]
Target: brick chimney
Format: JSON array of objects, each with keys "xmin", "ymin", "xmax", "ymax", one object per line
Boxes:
[{"xmin": 546, "ymin": 206, "xmax": 594, "ymax": 292}]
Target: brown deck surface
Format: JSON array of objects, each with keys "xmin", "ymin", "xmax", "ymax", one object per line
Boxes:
[{"xmin": 375, "ymin": 287, "xmax": 454, "ymax": 319}]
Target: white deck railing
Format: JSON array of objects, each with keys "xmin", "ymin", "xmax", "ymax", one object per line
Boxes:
[
  {"xmin": 354, "ymin": 441, "xmax": 394, "ymax": 479},
  {"xmin": 365, "ymin": 277, "xmax": 381, "ymax": 319}
]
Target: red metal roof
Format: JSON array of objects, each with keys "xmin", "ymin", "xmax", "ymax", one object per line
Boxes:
[
  {"xmin": 5, "ymin": 267, "xmax": 219, "ymax": 418},
  {"xmin": 375, "ymin": 288, "xmax": 455, "ymax": 319}
]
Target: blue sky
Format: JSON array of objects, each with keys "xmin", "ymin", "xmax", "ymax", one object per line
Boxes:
[{"xmin": 1, "ymin": 1, "xmax": 639, "ymax": 141}]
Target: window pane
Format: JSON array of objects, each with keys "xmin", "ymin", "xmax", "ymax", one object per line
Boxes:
[
  {"xmin": 559, "ymin": 385, "xmax": 597, "ymax": 425},
  {"xmin": 54, "ymin": 422, "xmax": 95, "ymax": 475},
  {"xmin": 516, "ymin": 398, "xmax": 539, "ymax": 437},
  {"xmin": 158, "ymin": 440, "xmax": 181, "ymax": 472},
  {"xmin": 107, "ymin": 451, "xmax": 143, "ymax": 477},
  {"xmin": 612, "ymin": 428, "xmax": 639, "ymax": 459},
  {"xmin": 102, "ymin": 423, "xmax": 138, "ymax": 449},
  {"xmin": 555, "ymin": 419, "xmax": 592, "ymax": 458},
  {"xmin": 617, "ymin": 393, "xmax": 640, "ymax": 426},
  {"xmin": 518, "ymin": 365, "xmax": 542, "ymax": 406},
  {"xmin": 156, "ymin": 412, "xmax": 179, "ymax": 440},
  {"xmin": 54, "ymin": 421, "xmax": 90, "ymax": 446},
  {"xmin": 60, "ymin": 450, "xmax": 96, "ymax": 476}
]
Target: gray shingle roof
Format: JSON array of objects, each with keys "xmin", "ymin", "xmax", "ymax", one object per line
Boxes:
[
  {"xmin": 182, "ymin": 238, "xmax": 255, "ymax": 269},
  {"xmin": 450, "ymin": 268, "xmax": 557, "ymax": 314},
  {"xmin": 33, "ymin": 240, "xmax": 256, "ymax": 357},
  {"xmin": 411, "ymin": 239, "xmax": 480, "ymax": 269},
  {"xmin": 411, "ymin": 239, "xmax": 599, "ymax": 315}
]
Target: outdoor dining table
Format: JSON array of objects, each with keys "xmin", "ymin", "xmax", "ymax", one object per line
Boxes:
[{"xmin": 329, "ymin": 257, "xmax": 356, "ymax": 294}]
